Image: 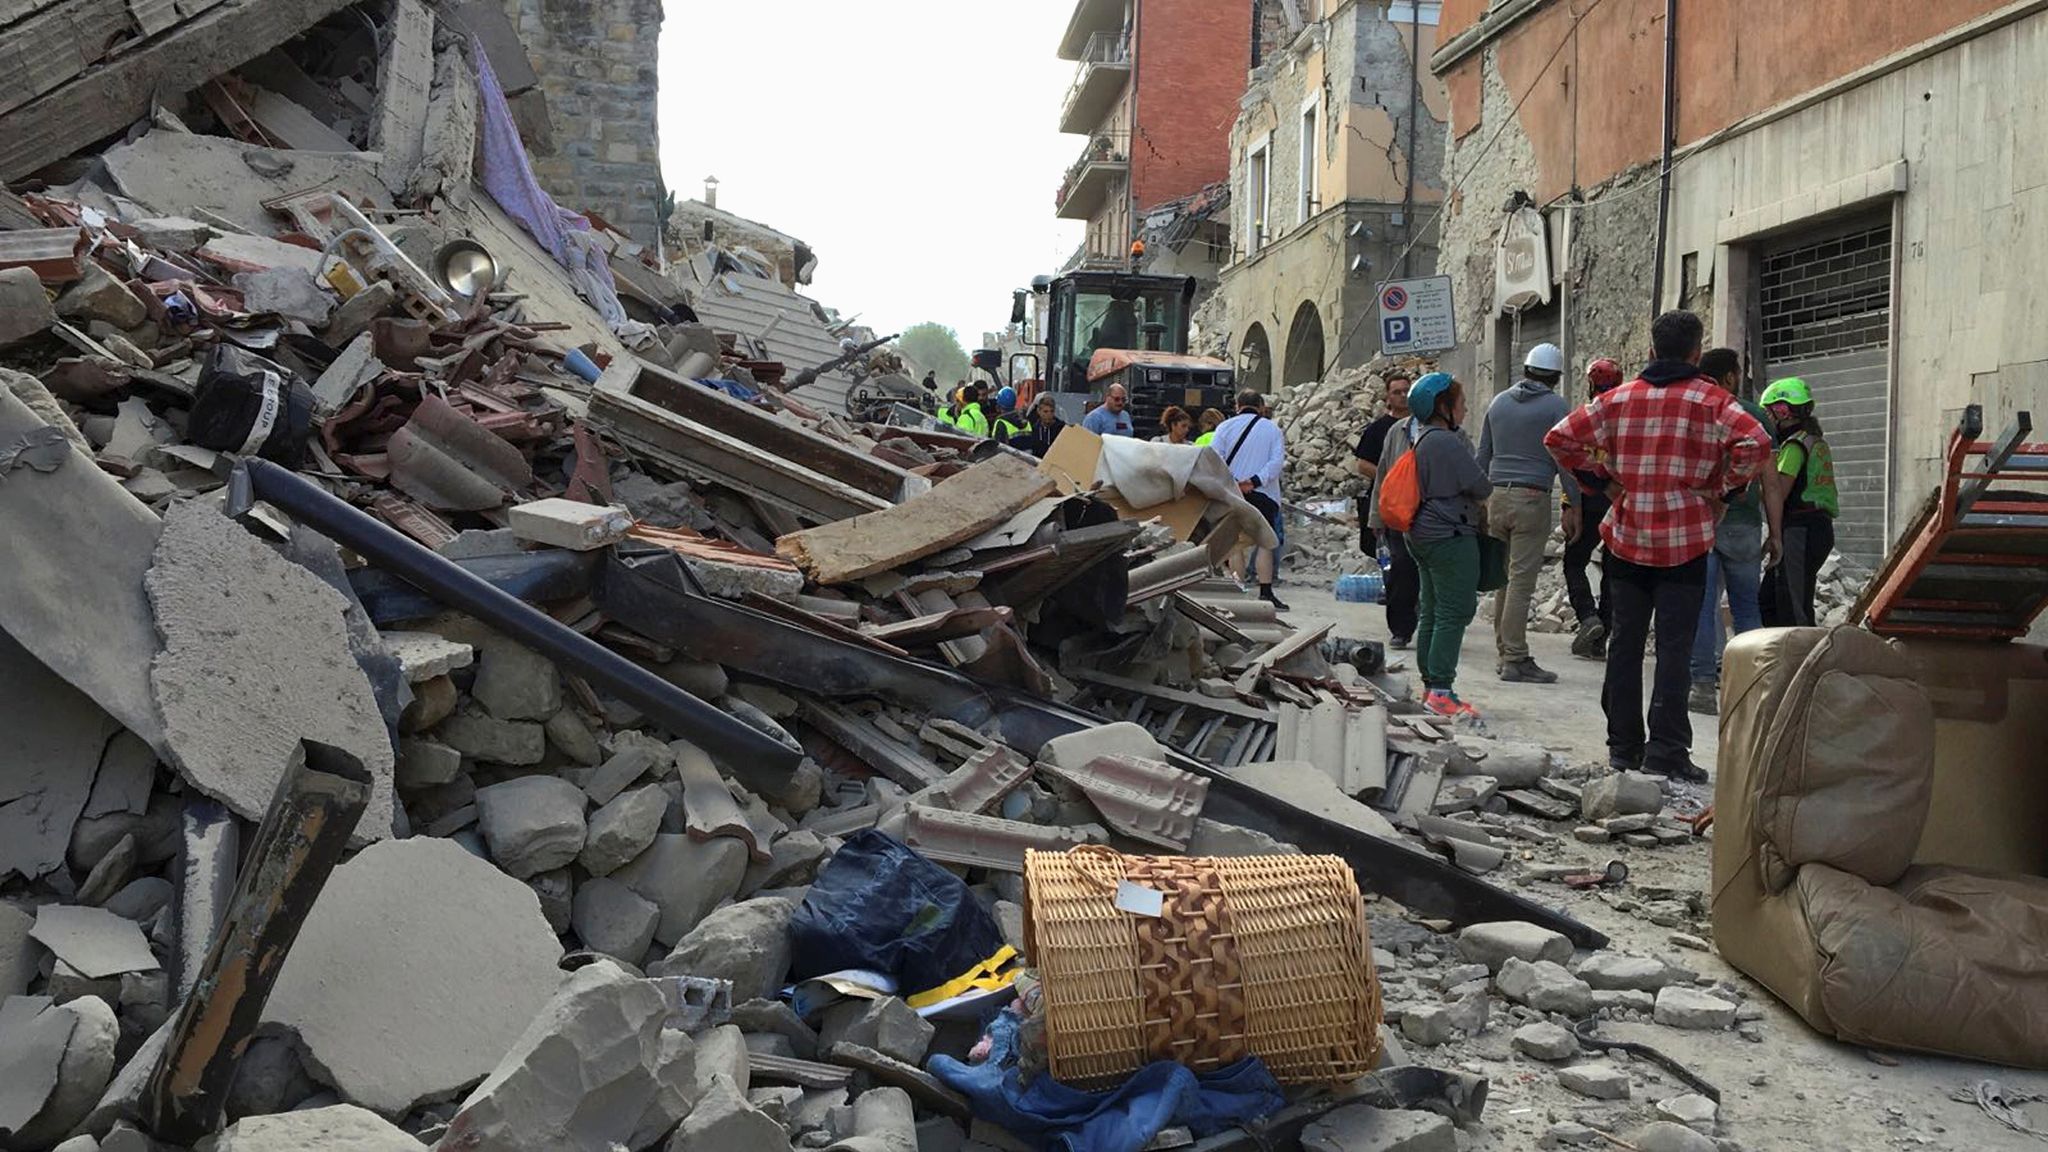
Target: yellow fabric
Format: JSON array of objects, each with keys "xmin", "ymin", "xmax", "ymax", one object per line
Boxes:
[{"xmin": 906, "ymin": 945, "xmax": 1019, "ymax": 1008}]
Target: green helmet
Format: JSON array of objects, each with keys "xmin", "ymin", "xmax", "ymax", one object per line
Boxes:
[{"xmin": 1759, "ymin": 377, "xmax": 1812, "ymax": 407}]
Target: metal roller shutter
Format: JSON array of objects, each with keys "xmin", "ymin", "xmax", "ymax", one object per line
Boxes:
[{"xmin": 1756, "ymin": 219, "xmax": 1893, "ymax": 569}]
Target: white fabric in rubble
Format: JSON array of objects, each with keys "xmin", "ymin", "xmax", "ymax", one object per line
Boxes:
[
  {"xmin": 471, "ymin": 38, "xmax": 652, "ymax": 347},
  {"xmin": 1094, "ymin": 436, "xmax": 1279, "ymax": 552}
]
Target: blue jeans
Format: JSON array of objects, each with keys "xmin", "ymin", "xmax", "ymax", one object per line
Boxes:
[{"xmin": 1691, "ymin": 546, "xmax": 1763, "ymax": 683}]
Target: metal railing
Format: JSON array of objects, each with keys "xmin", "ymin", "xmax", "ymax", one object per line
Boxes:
[
  {"xmin": 1060, "ymin": 31, "xmax": 1130, "ymax": 126},
  {"xmin": 1055, "ymin": 130, "xmax": 1130, "ymax": 211}
]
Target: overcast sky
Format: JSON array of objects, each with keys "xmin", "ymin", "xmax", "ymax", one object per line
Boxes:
[{"xmin": 658, "ymin": 1, "xmax": 1085, "ymax": 348}]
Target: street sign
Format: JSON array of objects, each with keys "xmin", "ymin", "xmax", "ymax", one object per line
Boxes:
[{"xmin": 1376, "ymin": 276, "xmax": 1456, "ymax": 355}]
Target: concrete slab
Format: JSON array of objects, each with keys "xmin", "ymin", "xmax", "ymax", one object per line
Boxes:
[
  {"xmin": 379, "ymin": 630, "xmax": 474, "ymax": 683},
  {"xmin": 0, "ymin": 995, "xmax": 72, "ymax": 1137},
  {"xmin": 214, "ymin": 1103, "xmax": 425, "ymax": 1151},
  {"xmin": 0, "ymin": 903, "xmax": 38, "ymax": 997},
  {"xmin": 474, "ymin": 776, "xmax": 588, "ymax": 879},
  {"xmin": 1224, "ymin": 761, "xmax": 1399, "ymax": 840},
  {"xmin": 0, "ymin": 628, "xmax": 120, "ymax": 883},
  {"xmin": 29, "ymin": 906, "xmax": 157, "ymax": 979},
  {"xmin": 145, "ymin": 501, "xmax": 396, "ymax": 842},
  {"xmin": 12, "ymin": 994, "xmax": 117, "ymax": 1148},
  {"xmin": 82, "ymin": 732, "xmax": 154, "ymax": 820},
  {"xmin": 261, "ymin": 838, "xmax": 563, "ymax": 1116}
]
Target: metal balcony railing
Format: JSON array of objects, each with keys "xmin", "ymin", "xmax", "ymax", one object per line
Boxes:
[
  {"xmin": 1055, "ymin": 130, "xmax": 1130, "ymax": 212},
  {"xmin": 1059, "ymin": 31, "xmax": 1130, "ymax": 128}
]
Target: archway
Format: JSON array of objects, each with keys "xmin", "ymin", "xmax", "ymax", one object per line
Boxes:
[
  {"xmin": 1283, "ymin": 301, "xmax": 1325, "ymax": 387},
  {"xmin": 1239, "ymin": 324, "xmax": 1273, "ymax": 394}
]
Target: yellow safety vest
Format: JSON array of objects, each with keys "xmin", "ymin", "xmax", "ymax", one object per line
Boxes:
[{"xmin": 956, "ymin": 406, "xmax": 991, "ymax": 436}]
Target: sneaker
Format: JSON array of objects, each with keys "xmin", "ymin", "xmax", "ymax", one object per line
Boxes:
[
  {"xmin": 1645, "ymin": 759, "xmax": 1711, "ymax": 785},
  {"xmin": 1390, "ymin": 635, "xmax": 1412, "ymax": 650},
  {"xmin": 1498, "ymin": 658, "xmax": 1559, "ymax": 684},
  {"xmin": 1258, "ymin": 586, "xmax": 1291, "ymax": 612},
  {"xmin": 1688, "ymin": 680, "xmax": 1720, "ymax": 716},
  {"xmin": 1423, "ymin": 689, "xmax": 1461, "ymax": 718},
  {"xmin": 1571, "ymin": 619, "xmax": 1608, "ymax": 659}
]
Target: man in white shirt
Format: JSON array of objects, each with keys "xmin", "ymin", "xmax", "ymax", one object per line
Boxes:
[{"xmin": 1211, "ymin": 389, "xmax": 1289, "ymax": 610}]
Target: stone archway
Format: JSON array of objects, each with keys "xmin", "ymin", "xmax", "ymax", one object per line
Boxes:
[
  {"xmin": 1239, "ymin": 323, "xmax": 1273, "ymax": 393},
  {"xmin": 1283, "ymin": 301, "xmax": 1325, "ymax": 388}
]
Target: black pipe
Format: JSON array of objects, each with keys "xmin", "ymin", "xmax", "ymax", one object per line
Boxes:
[
  {"xmin": 1650, "ymin": 0, "xmax": 1677, "ymax": 318},
  {"xmin": 1402, "ymin": 0, "xmax": 1421, "ymax": 278},
  {"xmin": 228, "ymin": 459, "xmax": 802, "ymax": 775}
]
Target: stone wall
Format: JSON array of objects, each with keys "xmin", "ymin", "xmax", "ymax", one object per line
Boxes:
[{"xmin": 507, "ymin": 0, "xmax": 663, "ymax": 246}]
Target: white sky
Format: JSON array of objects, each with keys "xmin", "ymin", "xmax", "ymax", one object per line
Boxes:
[{"xmin": 657, "ymin": 0, "xmax": 1085, "ymax": 348}]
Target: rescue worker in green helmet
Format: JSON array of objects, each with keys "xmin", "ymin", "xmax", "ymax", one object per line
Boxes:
[{"xmin": 1758, "ymin": 377, "xmax": 1838, "ymax": 628}]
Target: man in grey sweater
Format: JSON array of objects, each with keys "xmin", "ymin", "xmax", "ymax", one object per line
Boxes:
[{"xmin": 1476, "ymin": 343, "xmax": 1582, "ymax": 684}]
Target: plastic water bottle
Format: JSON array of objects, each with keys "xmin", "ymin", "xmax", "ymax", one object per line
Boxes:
[{"xmin": 1335, "ymin": 572, "xmax": 1384, "ymax": 603}]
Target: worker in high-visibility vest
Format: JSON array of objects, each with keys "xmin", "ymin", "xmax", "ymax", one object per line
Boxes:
[
  {"xmin": 991, "ymin": 386, "xmax": 1026, "ymax": 439},
  {"xmin": 953, "ymin": 383, "xmax": 992, "ymax": 437}
]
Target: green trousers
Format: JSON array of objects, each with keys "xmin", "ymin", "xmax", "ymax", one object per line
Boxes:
[{"xmin": 1410, "ymin": 534, "xmax": 1481, "ymax": 692}]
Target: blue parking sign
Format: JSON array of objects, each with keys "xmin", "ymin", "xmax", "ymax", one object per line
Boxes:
[{"xmin": 1383, "ymin": 317, "xmax": 1412, "ymax": 345}]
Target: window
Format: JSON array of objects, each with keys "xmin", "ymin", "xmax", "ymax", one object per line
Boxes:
[
  {"xmin": 1247, "ymin": 137, "xmax": 1271, "ymax": 255},
  {"xmin": 1299, "ymin": 96, "xmax": 1320, "ymax": 227}
]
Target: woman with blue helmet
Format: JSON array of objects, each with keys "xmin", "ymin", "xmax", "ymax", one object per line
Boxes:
[{"xmin": 1403, "ymin": 372, "xmax": 1493, "ymax": 719}]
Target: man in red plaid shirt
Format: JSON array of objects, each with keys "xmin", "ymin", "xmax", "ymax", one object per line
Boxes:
[{"xmin": 1545, "ymin": 311, "xmax": 1769, "ymax": 783}]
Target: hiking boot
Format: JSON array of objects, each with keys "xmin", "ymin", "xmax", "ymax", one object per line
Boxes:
[
  {"xmin": 1571, "ymin": 619, "xmax": 1608, "ymax": 659},
  {"xmin": 1688, "ymin": 680, "xmax": 1720, "ymax": 715},
  {"xmin": 1389, "ymin": 635, "xmax": 1412, "ymax": 650},
  {"xmin": 1259, "ymin": 585, "xmax": 1291, "ymax": 613},
  {"xmin": 1498, "ymin": 658, "xmax": 1559, "ymax": 684},
  {"xmin": 1645, "ymin": 759, "xmax": 1711, "ymax": 785}
]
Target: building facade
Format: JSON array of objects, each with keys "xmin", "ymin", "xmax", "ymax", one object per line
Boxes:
[
  {"xmin": 1431, "ymin": 0, "xmax": 2044, "ymax": 569},
  {"xmin": 1053, "ymin": 0, "xmax": 1253, "ymax": 271},
  {"xmin": 1214, "ymin": 1, "xmax": 1450, "ymax": 393}
]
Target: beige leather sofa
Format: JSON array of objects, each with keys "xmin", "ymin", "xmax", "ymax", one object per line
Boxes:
[{"xmin": 1712, "ymin": 625, "xmax": 2048, "ymax": 1068}]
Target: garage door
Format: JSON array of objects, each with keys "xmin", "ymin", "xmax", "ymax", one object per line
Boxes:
[{"xmin": 1756, "ymin": 219, "xmax": 1893, "ymax": 570}]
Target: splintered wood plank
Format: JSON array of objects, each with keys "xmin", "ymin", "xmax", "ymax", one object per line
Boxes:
[{"xmin": 776, "ymin": 454, "xmax": 1058, "ymax": 586}]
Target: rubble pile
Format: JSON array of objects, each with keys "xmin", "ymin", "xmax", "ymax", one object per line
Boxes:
[
  {"xmin": 1269, "ymin": 355, "xmax": 1437, "ymax": 501},
  {"xmin": 1476, "ymin": 541, "xmax": 1869, "ymax": 635}
]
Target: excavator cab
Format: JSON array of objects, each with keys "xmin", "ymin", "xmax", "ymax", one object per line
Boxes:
[{"xmin": 1037, "ymin": 271, "xmax": 1233, "ymax": 431}]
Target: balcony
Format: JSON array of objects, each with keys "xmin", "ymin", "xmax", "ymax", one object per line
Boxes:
[
  {"xmin": 1058, "ymin": 0, "xmax": 1126, "ymax": 60},
  {"xmin": 1055, "ymin": 132, "xmax": 1129, "ymax": 221},
  {"xmin": 1058, "ymin": 32, "xmax": 1131, "ymax": 135}
]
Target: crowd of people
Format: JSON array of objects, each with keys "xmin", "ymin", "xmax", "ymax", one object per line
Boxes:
[{"xmin": 1357, "ymin": 309, "xmax": 1839, "ymax": 782}]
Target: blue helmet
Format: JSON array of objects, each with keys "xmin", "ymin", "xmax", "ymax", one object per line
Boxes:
[
  {"xmin": 1408, "ymin": 372, "xmax": 1454, "ymax": 418},
  {"xmin": 996, "ymin": 386, "xmax": 1017, "ymax": 409}
]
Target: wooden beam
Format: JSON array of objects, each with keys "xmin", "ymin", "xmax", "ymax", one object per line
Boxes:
[
  {"xmin": 778, "ymin": 454, "xmax": 1057, "ymax": 586},
  {"xmin": 0, "ymin": 0, "xmax": 358, "ymax": 181}
]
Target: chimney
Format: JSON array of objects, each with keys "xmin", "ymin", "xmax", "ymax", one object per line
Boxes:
[{"xmin": 703, "ymin": 175, "xmax": 719, "ymax": 209}]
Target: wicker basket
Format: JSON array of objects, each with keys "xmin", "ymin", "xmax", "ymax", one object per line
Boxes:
[{"xmin": 1022, "ymin": 845, "xmax": 1382, "ymax": 1088}]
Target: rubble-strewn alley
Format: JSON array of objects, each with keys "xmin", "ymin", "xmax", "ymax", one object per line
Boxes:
[{"xmin": 3, "ymin": 2, "xmax": 2047, "ymax": 1152}]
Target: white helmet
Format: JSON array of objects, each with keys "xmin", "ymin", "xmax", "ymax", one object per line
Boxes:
[{"xmin": 1524, "ymin": 343, "xmax": 1565, "ymax": 374}]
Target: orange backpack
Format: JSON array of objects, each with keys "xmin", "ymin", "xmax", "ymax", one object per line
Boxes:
[{"xmin": 1377, "ymin": 428, "xmax": 1434, "ymax": 532}]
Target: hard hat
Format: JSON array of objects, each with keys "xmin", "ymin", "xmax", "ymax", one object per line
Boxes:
[
  {"xmin": 1408, "ymin": 372, "xmax": 1454, "ymax": 417},
  {"xmin": 1586, "ymin": 358, "xmax": 1624, "ymax": 392},
  {"xmin": 996, "ymin": 386, "xmax": 1017, "ymax": 409},
  {"xmin": 1524, "ymin": 343, "xmax": 1565, "ymax": 374},
  {"xmin": 1759, "ymin": 377, "xmax": 1812, "ymax": 407}
]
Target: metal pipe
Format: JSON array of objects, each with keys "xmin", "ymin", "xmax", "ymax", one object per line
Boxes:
[
  {"xmin": 1402, "ymin": 0, "xmax": 1421, "ymax": 278},
  {"xmin": 229, "ymin": 459, "xmax": 802, "ymax": 775},
  {"xmin": 1650, "ymin": 0, "xmax": 1677, "ymax": 318}
]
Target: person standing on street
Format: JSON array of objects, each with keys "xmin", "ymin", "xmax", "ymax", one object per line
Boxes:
[
  {"xmin": 1544, "ymin": 310, "xmax": 1769, "ymax": 783},
  {"xmin": 1213, "ymin": 390, "xmax": 1290, "ymax": 611},
  {"xmin": 1354, "ymin": 373, "xmax": 1417, "ymax": 648},
  {"xmin": 1687, "ymin": 348, "xmax": 1770, "ymax": 714},
  {"xmin": 1012, "ymin": 392, "xmax": 1066, "ymax": 456},
  {"xmin": 1758, "ymin": 377, "xmax": 1838, "ymax": 628},
  {"xmin": 1477, "ymin": 344, "xmax": 1581, "ymax": 684},
  {"xmin": 1402, "ymin": 373, "xmax": 1493, "ymax": 719},
  {"xmin": 1082, "ymin": 382, "xmax": 1137, "ymax": 437},
  {"xmin": 1565, "ymin": 358, "xmax": 1624, "ymax": 659}
]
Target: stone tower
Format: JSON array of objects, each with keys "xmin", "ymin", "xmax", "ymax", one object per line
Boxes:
[{"xmin": 508, "ymin": 0, "xmax": 664, "ymax": 245}]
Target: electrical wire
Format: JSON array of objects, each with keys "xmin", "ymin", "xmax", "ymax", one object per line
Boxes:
[{"xmin": 1321, "ymin": 0, "xmax": 1611, "ymax": 376}]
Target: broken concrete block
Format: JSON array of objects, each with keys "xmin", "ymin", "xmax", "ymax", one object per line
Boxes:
[
  {"xmin": 84, "ymin": 733, "xmax": 155, "ymax": 821},
  {"xmin": 397, "ymin": 738, "xmax": 464, "ymax": 790},
  {"xmin": 654, "ymin": 897, "xmax": 794, "ymax": 1004},
  {"xmin": 476, "ymin": 776, "xmax": 589, "ymax": 879},
  {"xmin": 815, "ymin": 997, "xmax": 936, "ymax": 1068},
  {"xmin": 472, "ymin": 635, "xmax": 562, "ymax": 721},
  {"xmin": 215, "ymin": 1103, "xmax": 423, "ymax": 1151},
  {"xmin": 55, "ymin": 264, "xmax": 148, "ymax": 330},
  {"xmin": 1497, "ymin": 958, "xmax": 1593, "ymax": 1017},
  {"xmin": 0, "ymin": 628, "xmax": 123, "ymax": 885},
  {"xmin": 321, "ymin": 280, "xmax": 399, "ymax": 346},
  {"xmin": 1038, "ymin": 722, "xmax": 1165, "ymax": 771},
  {"xmin": 585, "ymin": 732, "xmax": 675, "ymax": 806},
  {"xmin": 544, "ymin": 709, "xmax": 603, "ymax": 766},
  {"xmin": 1223, "ymin": 762, "xmax": 1397, "ymax": 840},
  {"xmin": 1572, "ymin": 825, "xmax": 1611, "ymax": 844},
  {"xmin": 1573, "ymin": 953, "xmax": 1676, "ymax": 993},
  {"xmin": 0, "ymin": 996, "xmax": 73, "ymax": 1137},
  {"xmin": 261, "ymin": 838, "xmax": 563, "ymax": 1116},
  {"xmin": 826, "ymin": 1085, "xmax": 917, "ymax": 1152},
  {"xmin": 29, "ymin": 907, "xmax": 157, "ymax": 979},
  {"xmin": 1457, "ymin": 921, "xmax": 1572, "ymax": 972},
  {"xmin": 681, "ymin": 552, "xmax": 806, "ymax": 603},
  {"xmin": 1397, "ymin": 1003, "xmax": 1453, "ymax": 1046},
  {"xmin": 1652, "ymin": 986, "xmax": 1736, "ymax": 1031},
  {"xmin": 438, "ymin": 710, "xmax": 546, "ymax": 765},
  {"xmin": 571, "ymin": 876, "xmax": 661, "ymax": 962},
  {"xmin": 669, "ymin": 1074, "xmax": 791, "ymax": 1152},
  {"xmin": 232, "ymin": 267, "xmax": 335, "ymax": 325},
  {"xmin": 1556, "ymin": 1061, "xmax": 1630, "ymax": 1101},
  {"xmin": 1185, "ymin": 818, "xmax": 1300, "ymax": 857},
  {"xmin": 507, "ymin": 498, "xmax": 632, "ymax": 551},
  {"xmin": 580, "ymin": 785, "xmax": 667, "ymax": 877},
  {"xmin": 75, "ymin": 833, "xmax": 135, "ymax": 906},
  {"xmin": 612, "ymin": 833, "xmax": 748, "ymax": 948},
  {"xmin": 1302, "ymin": 1105, "xmax": 1455, "ymax": 1152},
  {"xmin": 402, "ymin": 675, "xmax": 459, "ymax": 733},
  {"xmin": 1653, "ymin": 1094, "xmax": 1718, "ymax": 1134},
  {"xmin": 730, "ymin": 999, "xmax": 818, "ymax": 1061},
  {"xmin": 740, "ymin": 829, "xmax": 829, "ymax": 896},
  {"xmin": 132, "ymin": 217, "xmax": 216, "ymax": 252},
  {"xmin": 1630, "ymin": 1122, "xmax": 1716, "ymax": 1152},
  {"xmin": 146, "ymin": 501, "xmax": 398, "ymax": 841},
  {"xmin": 0, "ymin": 267, "xmax": 57, "ymax": 345},
  {"xmin": 441, "ymin": 960, "xmax": 682, "ymax": 1152},
  {"xmin": 381, "ymin": 630, "xmax": 474, "ymax": 683},
  {"xmin": 1440, "ymin": 988, "xmax": 1488, "ymax": 1036},
  {"xmin": 1511, "ymin": 1021, "xmax": 1579, "ymax": 1061},
  {"xmin": 20, "ymin": 994, "xmax": 117, "ymax": 1147},
  {"xmin": 1579, "ymin": 772, "xmax": 1663, "ymax": 821},
  {"xmin": 0, "ymin": 904, "xmax": 38, "ymax": 997},
  {"xmin": 1591, "ymin": 989, "xmax": 1655, "ymax": 1015},
  {"xmin": 691, "ymin": 1024, "xmax": 750, "ymax": 1095}
]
